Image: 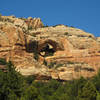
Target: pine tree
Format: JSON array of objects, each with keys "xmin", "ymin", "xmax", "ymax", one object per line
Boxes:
[
  {"xmin": 0, "ymin": 60, "xmax": 24, "ymax": 100},
  {"xmin": 77, "ymin": 81, "xmax": 97, "ymax": 100}
]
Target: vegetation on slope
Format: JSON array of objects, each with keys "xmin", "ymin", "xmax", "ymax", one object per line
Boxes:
[{"xmin": 0, "ymin": 58, "xmax": 100, "ymax": 100}]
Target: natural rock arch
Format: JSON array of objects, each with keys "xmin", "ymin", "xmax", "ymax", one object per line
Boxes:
[
  {"xmin": 38, "ymin": 39, "xmax": 64, "ymax": 57},
  {"xmin": 26, "ymin": 39, "xmax": 64, "ymax": 57}
]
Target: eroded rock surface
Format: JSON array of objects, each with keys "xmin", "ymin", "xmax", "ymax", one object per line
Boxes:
[{"xmin": 0, "ymin": 15, "xmax": 100, "ymax": 81}]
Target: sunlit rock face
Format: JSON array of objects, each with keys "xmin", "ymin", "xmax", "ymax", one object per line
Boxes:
[{"xmin": 0, "ymin": 15, "xmax": 100, "ymax": 81}]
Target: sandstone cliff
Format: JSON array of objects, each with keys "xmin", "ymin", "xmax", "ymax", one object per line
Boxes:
[{"xmin": 0, "ymin": 15, "xmax": 100, "ymax": 81}]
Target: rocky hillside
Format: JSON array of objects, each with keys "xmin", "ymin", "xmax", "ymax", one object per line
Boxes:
[{"xmin": 0, "ymin": 15, "xmax": 100, "ymax": 81}]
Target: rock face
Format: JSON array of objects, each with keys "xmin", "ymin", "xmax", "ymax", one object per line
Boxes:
[
  {"xmin": 0, "ymin": 15, "xmax": 100, "ymax": 81},
  {"xmin": 26, "ymin": 18, "xmax": 44, "ymax": 29}
]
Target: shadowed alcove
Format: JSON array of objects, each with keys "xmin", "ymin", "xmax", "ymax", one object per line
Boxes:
[
  {"xmin": 26, "ymin": 39, "xmax": 64, "ymax": 57},
  {"xmin": 38, "ymin": 39, "xmax": 64, "ymax": 57}
]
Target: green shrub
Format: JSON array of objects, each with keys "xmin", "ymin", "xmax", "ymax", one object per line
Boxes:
[
  {"xmin": 43, "ymin": 59, "xmax": 48, "ymax": 66},
  {"xmin": 64, "ymin": 32, "xmax": 69, "ymax": 35},
  {"xmin": 34, "ymin": 52, "xmax": 39, "ymax": 61},
  {"xmin": 24, "ymin": 75, "xmax": 36, "ymax": 85},
  {"xmin": 0, "ymin": 57, "xmax": 100, "ymax": 100},
  {"xmin": 0, "ymin": 61, "xmax": 24, "ymax": 100},
  {"xmin": 55, "ymin": 63, "xmax": 64, "ymax": 68},
  {"xmin": 28, "ymin": 26, "xmax": 32, "ymax": 30},
  {"xmin": 67, "ymin": 61, "xmax": 75, "ymax": 64},
  {"xmin": 21, "ymin": 85, "xmax": 38, "ymax": 100},
  {"xmin": 31, "ymin": 34, "xmax": 36, "ymax": 37},
  {"xmin": 44, "ymin": 25, "xmax": 49, "ymax": 27},
  {"xmin": 0, "ymin": 58, "xmax": 7, "ymax": 65},
  {"xmin": 44, "ymin": 52, "xmax": 54, "ymax": 57},
  {"xmin": 46, "ymin": 62, "xmax": 64, "ymax": 69},
  {"xmin": 77, "ymin": 81, "xmax": 97, "ymax": 100},
  {"xmin": 48, "ymin": 62, "xmax": 56, "ymax": 68},
  {"xmin": 33, "ymin": 41, "xmax": 39, "ymax": 61}
]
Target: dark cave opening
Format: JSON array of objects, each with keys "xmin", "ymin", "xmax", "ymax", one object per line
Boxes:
[
  {"xmin": 40, "ymin": 44, "xmax": 55, "ymax": 57},
  {"xmin": 26, "ymin": 40, "xmax": 59, "ymax": 58}
]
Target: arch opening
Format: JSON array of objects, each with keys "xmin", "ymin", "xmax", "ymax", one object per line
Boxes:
[
  {"xmin": 26, "ymin": 39, "xmax": 64, "ymax": 58},
  {"xmin": 39, "ymin": 43, "xmax": 55, "ymax": 57}
]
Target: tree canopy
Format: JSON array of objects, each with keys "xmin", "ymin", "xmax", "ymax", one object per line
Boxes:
[{"xmin": 0, "ymin": 58, "xmax": 100, "ymax": 100}]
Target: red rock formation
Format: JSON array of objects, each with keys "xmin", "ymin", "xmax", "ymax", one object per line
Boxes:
[{"xmin": 0, "ymin": 15, "xmax": 100, "ymax": 81}]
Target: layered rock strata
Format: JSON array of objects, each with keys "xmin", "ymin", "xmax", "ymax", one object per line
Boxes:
[{"xmin": 0, "ymin": 15, "xmax": 100, "ymax": 81}]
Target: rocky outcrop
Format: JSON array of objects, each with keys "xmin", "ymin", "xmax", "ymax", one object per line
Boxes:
[
  {"xmin": 0, "ymin": 22, "xmax": 25, "ymax": 47},
  {"xmin": 0, "ymin": 15, "xmax": 100, "ymax": 81},
  {"xmin": 0, "ymin": 15, "xmax": 44, "ymax": 30},
  {"xmin": 26, "ymin": 17, "xmax": 44, "ymax": 29}
]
